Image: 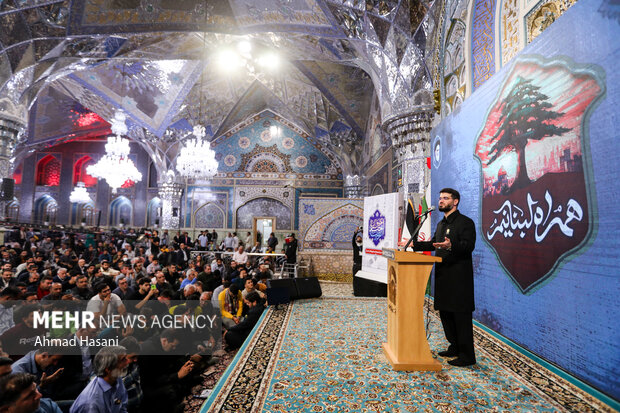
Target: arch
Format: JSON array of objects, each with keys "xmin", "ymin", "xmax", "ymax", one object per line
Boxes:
[
  {"xmin": 371, "ymin": 184, "xmax": 385, "ymax": 196},
  {"xmin": 322, "ymin": 214, "xmax": 364, "ymax": 248},
  {"xmin": 146, "ymin": 197, "xmax": 162, "ymax": 227},
  {"xmin": 72, "ymin": 201, "xmax": 95, "ymax": 226},
  {"xmin": 73, "ymin": 155, "xmax": 97, "ymax": 187},
  {"xmin": 193, "ymin": 202, "xmax": 225, "ymax": 229},
  {"xmin": 33, "ymin": 194, "xmax": 58, "ymax": 224},
  {"xmin": 36, "ymin": 154, "xmax": 61, "ymax": 186},
  {"xmin": 303, "ymin": 203, "xmax": 363, "ymax": 250},
  {"xmin": 236, "ymin": 197, "xmax": 291, "ymax": 231},
  {"xmin": 109, "ymin": 196, "xmax": 132, "ymax": 227},
  {"xmin": 5, "ymin": 197, "xmax": 19, "ymax": 222},
  {"xmin": 446, "ymin": 75, "xmax": 458, "ymax": 97},
  {"xmin": 443, "ymin": 18, "xmax": 468, "ymax": 111}
]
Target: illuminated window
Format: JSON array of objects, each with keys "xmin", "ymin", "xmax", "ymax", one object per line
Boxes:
[
  {"xmin": 74, "ymin": 156, "xmax": 98, "ymax": 187},
  {"xmin": 36, "ymin": 155, "xmax": 61, "ymax": 186},
  {"xmin": 12, "ymin": 163, "xmax": 22, "ymax": 185}
]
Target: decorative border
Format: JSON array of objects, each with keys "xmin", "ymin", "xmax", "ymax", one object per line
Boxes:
[
  {"xmin": 473, "ymin": 323, "xmax": 618, "ymax": 412},
  {"xmin": 201, "ymin": 297, "xmax": 618, "ymax": 412},
  {"xmin": 201, "ymin": 305, "xmax": 291, "ymax": 412},
  {"xmin": 471, "ymin": 0, "xmax": 498, "ymax": 90}
]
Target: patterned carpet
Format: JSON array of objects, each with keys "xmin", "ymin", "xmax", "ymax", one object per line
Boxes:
[{"xmin": 197, "ymin": 284, "xmax": 616, "ymax": 412}]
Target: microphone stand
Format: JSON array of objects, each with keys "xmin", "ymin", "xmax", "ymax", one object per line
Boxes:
[{"xmin": 402, "ymin": 214, "xmax": 429, "ymax": 251}]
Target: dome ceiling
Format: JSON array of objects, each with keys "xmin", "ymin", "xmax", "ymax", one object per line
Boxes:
[{"xmin": 0, "ymin": 0, "xmax": 440, "ymax": 175}]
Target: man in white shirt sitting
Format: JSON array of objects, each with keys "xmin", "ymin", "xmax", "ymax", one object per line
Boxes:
[
  {"xmin": 232, "ymin": 245, "xmax": 248, "ymax": 266},
  {"xmin": 86, "ymin": 282, "xmax": 127, "ymax": 320}
]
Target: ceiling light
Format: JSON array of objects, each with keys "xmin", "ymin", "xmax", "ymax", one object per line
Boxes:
[
  {"xmin": 237, "ymin": 40, "xmax": 252, "ymax": 55},
  {"xmin": 217, "ymin": 49, "xmax": 242, "ymax": 72},
  {"xmin": 86, "ymin": 109, "xmax": 142, "ymax": 193},
  {"xmin": 269, "ymin": 125, "xmax": 279, "ymax": 137},
  {"xmin": 257, "ymin": 52, "xmax": 280, "ymax": 70},
  {"xmin": 69, "ymin": 182, "xmax": 91, "ymax": 204}
]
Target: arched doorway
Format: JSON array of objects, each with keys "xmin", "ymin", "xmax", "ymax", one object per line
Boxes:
[
  {"xmin": 109, "ymin": 196, "xmax": 132, "ymax": 227},
  {"xmin": 33, "ymin": 195, "xmax": 58, "ymax": 224}
]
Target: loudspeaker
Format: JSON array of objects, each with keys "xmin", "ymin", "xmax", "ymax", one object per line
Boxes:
[
  {"xmin": 265, "ymin": 287, "xmax": 291, "ymax": 307},
  {"xmin": 267, "ymin": 278, "xmax": 298, "ymax": 300},
  {"xmin": 0, "ymin": 178, "xmax": 14, "ymax": 201},
  {"xmin": 294, "ymin": 277, "xmax": 322, "ymax": 299}
]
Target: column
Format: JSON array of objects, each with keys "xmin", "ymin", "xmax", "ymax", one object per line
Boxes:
[
  {"xmin": 158, "ymin": 170, "xmax": 183, "ymax": 230},
  {"xmin": 344, "ymin": 174, "xmax": 366, "ymax": 198},
  {"xmin": 382, "ymin": 107, "xmax": 434, "ymax": 200},
  {"xmin": 0, "ymin": 118, "xmax": 23, "ymax": 220}
]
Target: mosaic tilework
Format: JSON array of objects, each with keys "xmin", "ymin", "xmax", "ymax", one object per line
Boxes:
[
  {"xmin": 68, "ymin": 60, "xmax": 201, "ymax": 136},
  {"xmin": 68, "ymin": 0, "xmax": 238, "ymax": 35},
  {"xmin": 300, "ymin": 251, "xmax": 354, "ymax": 281},
  {"xmin": 236, "ymin": 197, "xmax": 292, "ymax": 231},
  {"xmin": 526, "ymin": 0, "xmax": 578, "ymax": 43},
  {"xmin": 367, "ymin": 159, "xmax": 389, "ymax": 196},
  {"xmin": 30, "ymin": 86, "xmax": 110, "ymax": 144},
  {"xmin": 193, "ymin": 202, "xmax": 225, "ymax": 229},
  {"xmin": 228, "ymin": 0, "xmax": 338, "ymax": 35},
  {"xmin": 233, "ymin": 185, "xmax": 294, "ymax": 213},
  {"xmin": 442, "ymin": 0, "xmax": 469, "ymax": 114},
  {"xmin": 212, "ymin": 111, "xmax": 341, "ymax": 180},
  {"xmin": 472, "ymin": 0, "xmax": 498, "ymax": 90},
  {"xmin": 501, "ymin": 0, "xmax": 521, "ymax": 66},
  {"xmin": 186, "ymin": 187, "xmax": 232, "ymax": 228},
  {"xmin": 298, "ymin": 198, "xmax": 363, "ymax": 251}
]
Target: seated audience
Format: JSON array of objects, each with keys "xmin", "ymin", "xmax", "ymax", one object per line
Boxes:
[
  {"xmin": 0, "ymin": 372, "xmax": 63, "ymax": 413},
  {"xmin": 218, "ymin": 284, "xmax": 243, "ymax": 329},
  {"xmin": 224, "ymin": 291, "xmax": 264, "ymax": 350},
  {"xmin": 69, "ymin": 346, "xmax": 129, "ymax": 413}
]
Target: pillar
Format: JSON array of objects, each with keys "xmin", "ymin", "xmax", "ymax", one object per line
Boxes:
[
  {"xmin": 0, "ymin": 118, "xmax": 23, "ymax": 219},
  {"xmin": 344, "ymin": 174, "xmax": 367, "ymax": 198},
  {"xmin": 158, "ymin": 170, "xmax": 183, "ymax": 230},
  {"xmin": 382, "ymin": 100, "xmax": 434, "ymax": 202}
]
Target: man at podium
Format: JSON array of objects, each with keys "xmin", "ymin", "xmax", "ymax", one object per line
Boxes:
[{"xmin": 412, "ymin": 188, "xmax": 477, "ymax": 367}]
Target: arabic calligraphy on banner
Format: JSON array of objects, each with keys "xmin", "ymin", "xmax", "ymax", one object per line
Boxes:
[
  {"xmin": 487, "ymin": 191, "xmax": 583, "ymax": 243},
  {"xmin": 474, "ymin": 56, "xmax": 603, "ymax": 294},
  {"xmin": 368, "ymin": 210, "xmax": 386, "ymax": 246}
]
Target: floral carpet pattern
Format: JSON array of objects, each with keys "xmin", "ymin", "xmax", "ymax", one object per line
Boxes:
[{"xmin": 200, "ymin": 288, "xmax": 615, "ymax": 412}]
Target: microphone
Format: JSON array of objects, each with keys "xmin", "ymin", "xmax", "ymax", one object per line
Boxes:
[{"xmin": 417, "ymin": 206, "xmax": 436, "ymax": 217}]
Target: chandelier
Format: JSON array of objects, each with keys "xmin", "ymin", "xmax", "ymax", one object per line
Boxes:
[
  {"xmin": 87, "ymin": 109, "xmax": 142, "ymax": 193},
  {"xmin": 69, "ymin": 182, "xmax": 91, "ymax": 204},
  {"xmin": 175, "ymin": 25, "xmax": 219, "ymax": 181},
  {"xmin": 175, "ymin": 125, "xmax": 218, "ymax": 180}
]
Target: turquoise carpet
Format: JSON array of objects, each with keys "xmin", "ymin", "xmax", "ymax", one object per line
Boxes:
[{"xmin": 202, "ymin": 298, "xmax": 616, "ymax": 412}]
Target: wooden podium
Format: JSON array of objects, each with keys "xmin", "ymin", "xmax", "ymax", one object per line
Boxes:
[{"xmin": 381, "ymin": 248, "xmax": 442, "ymax": 371}]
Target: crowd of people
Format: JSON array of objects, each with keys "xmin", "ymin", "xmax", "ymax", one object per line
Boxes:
[{"xmin": 0, "ymin": 226, "xmax": 299, "ymax": 413}]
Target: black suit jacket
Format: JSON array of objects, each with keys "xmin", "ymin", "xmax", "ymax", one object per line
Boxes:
[
  {"xmin": 413, "ymin": 210, "xmax": 476, "ymax": 312},
  {"xmin": 172, "ymin": 249, "xmax": 188, "ymax": 268},
  {"xmin": 227, "ymin": 305, "xmax": 264, "ymax": 335}
]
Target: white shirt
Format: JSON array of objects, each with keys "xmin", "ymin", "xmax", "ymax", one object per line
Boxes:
[
  {"xmin": 212, "ymin": 285, "xmax": 224, "ymax": 308},
  {"xmin": 224, "ymin": 236, "xmax": 235, "ymax": 249},
  {"xmin": 233, "ymin": 250, "xmax": 248, "ymax": 264},
  {"xmin": 86, "ymin": 293, "xmax": 123, "ymax": 316}
]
